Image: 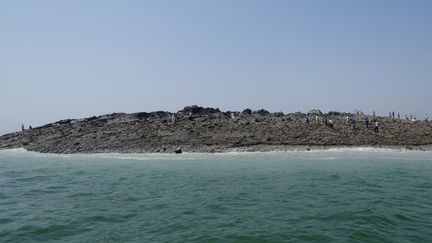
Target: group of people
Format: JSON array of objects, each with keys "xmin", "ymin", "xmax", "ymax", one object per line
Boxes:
[
  {"xmin": 388, "ymin": 111, "xmax": 430, "ymax": 122},
  {"xmin": 305, "ymin": 115, "xmax": 380, "ymax": 133}
]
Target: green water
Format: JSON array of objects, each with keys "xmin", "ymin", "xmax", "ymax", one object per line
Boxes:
[{"xmin": 0, "ymin": 149, "xmax": 431, "ymax": 242}]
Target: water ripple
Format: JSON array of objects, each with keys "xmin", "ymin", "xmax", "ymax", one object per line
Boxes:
[{"xmin": 1, "ymin": 151, "xmax": 432, "ymax": 242}]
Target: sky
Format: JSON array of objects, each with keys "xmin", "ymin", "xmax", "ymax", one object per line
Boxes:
[{"xmin": 1, "ymin": 0, "xmax": 432, "ymax": 135}]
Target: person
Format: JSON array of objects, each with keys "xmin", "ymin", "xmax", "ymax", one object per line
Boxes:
[
  {"xmin": 346, "ymin": 115, "xmax": 349, "ymax": 123},
  {"xmin": 315, "ymin": 115, "xmax": 319, "ymax": 124},
  {"xmin": 351, "ymin": 119, "xmax": 356, "ymax": 130},
  {"xmin": 373, "ymin": 111, "xmax": 376, "ymax": 117},
  {"xmin": 21, "ymin": 124, "xmax": 25, "ymax": 131},
  {"xmin": 305, "ymin": 114, "xmax": 309, "ymax": 124},
  {"xmin": 392, "ymin": 112, "xmax": 395, "ymax": 118},
  {"xmin": 425, "ymin": 114, "xmax": 428, "ymax": 122},
  {"xmin": 171, "ymin": 114, "xmax": 176, "ymax": 124},
  {"xmin": 365, "ymin": 118, "xmax": 369, "ymax": 128},
  {"xmin": 328, "ymin": 119, "xmax": 334, "ymax": 128},
  {"xmin": 374, "ymin": 121, "xmax": 379, "ymax": 133},
  {"xmin": 29, "ymin": 125, "xmax": 32, "ymax": 129},
  {"xmin": 405, "ymin": 114, "xmax": 409, "ymax": 120},
  {"xmin": 398, "ymin": 112, "xmax": 400, "ymax": 119}
]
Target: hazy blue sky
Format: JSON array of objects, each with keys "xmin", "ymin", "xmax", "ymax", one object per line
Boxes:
[{"xmin": 1, "ymin": 0, "xmax": 432, "ymax": 135}]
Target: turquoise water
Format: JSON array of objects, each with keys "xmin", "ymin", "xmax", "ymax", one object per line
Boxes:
[{"xmin": 0, "ymin": 149, "xmax": 432, "ymax": 242}]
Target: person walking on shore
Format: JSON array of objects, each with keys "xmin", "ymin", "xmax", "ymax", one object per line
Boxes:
[{"xmin": 374, "ymin": 121, "xmax": 379, "ymax": 133}]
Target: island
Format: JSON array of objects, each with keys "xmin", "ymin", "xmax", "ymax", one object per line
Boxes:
[{"xmin": 1, "ymin": 105, "xmax": 431, "ymax": 153}]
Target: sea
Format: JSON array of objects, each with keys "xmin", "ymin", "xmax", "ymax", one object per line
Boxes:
[{"xmin": 0, "ymin": 148, "xmax": 431, "ymax": 242}]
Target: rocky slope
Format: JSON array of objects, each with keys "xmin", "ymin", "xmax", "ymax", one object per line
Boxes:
[{"xmin": 1, "ymin": 106, "xmax": 432, "ymax": 153}]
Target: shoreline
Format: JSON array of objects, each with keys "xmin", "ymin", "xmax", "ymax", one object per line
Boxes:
[{"xmin": 2, "ymin": 144, "xmax": 432, "ymax": 155}]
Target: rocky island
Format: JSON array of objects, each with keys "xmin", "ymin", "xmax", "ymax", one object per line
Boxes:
[{"xmin": 1, "ymin": 105, "xmax": 432, "ymax": 154}]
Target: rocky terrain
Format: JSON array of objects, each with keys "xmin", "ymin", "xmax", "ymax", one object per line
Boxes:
[{"xmin": 1, "ymin": 106, "xmax": 432, "ymax": 154}]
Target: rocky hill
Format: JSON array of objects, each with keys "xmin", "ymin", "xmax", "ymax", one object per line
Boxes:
[{"xmin": 1, "ymin": 105, "xmax": 432, "ymax": 153}]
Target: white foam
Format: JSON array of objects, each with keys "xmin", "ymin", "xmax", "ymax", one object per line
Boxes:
[{"xmin": 0, "ymin": 146, "xmax": 431, "ymax": 162}]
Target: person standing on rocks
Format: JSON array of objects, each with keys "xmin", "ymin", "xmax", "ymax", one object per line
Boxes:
[
  {"xmin": 21, "ymin": 124, "xmax": 25, "ymax": 131},
  {"xmin": 328, "ymin": 119, "xmax": 334, "ymax": 128},
  {"xmin": 171, "ymin": 114, "xmax": 176, "ymax": 124},
  {"xmin": 365, "ymin": 118, "xmax": 369, "ymax": 128},
  {"xmin": 374, "ymin": 121, "xmax": 379, "ymax": 133},
  {"xmin": 425, "ymin": 114, "xmax": 428, "ymax": 121},
  {"xmin": 351, "ymin": 119, "xmax": 357, "ymax": 130}
]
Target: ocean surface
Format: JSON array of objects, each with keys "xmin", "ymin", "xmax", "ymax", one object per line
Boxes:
[{"xmin": 0, "ymin": 149, "xmax": 431, "ymax": 242}]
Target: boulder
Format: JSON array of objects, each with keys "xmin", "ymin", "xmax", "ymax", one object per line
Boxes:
[
  {"xmin": 242, "ymin": 109, "xmax": 252, "ymax": 115},
  {"xmin": 253, "ymin": 109, "xmax": 270, "ymax": 116},
  {"xmin": 274, "ymin": 112, "xmax": 284, "ymax": 117},
  {"xmin": 179, "ymin": 105, "xmax": 221, "ymax": 116}
]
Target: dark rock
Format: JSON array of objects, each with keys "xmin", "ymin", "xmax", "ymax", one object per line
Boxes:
[
  {"xmin": 242, "ymin": 109, "xmax": 252, "ymax": 115},
  {"xmin": 328, "ymin": 111, "xmax": 342, "ymax": 116},
  {"xmin": 179, "ymin": 105, "xmax": 220, "ymax": 115},
  {"xmin": 133, "ymin": 112, "xmax": 149, "ymax": 120},
  {"xmin": 253, "ymin": 109, "xmax": 270, "ymax": 116},
  {"xmin": 274, "ymin": 112, "xmax": 284, "ymax": 117},
  {"xmin": 56, "ymin": 119, "xmax": 74, "ymax": 125},
  {"xmin": 175, "ymin": 148, "xmax": 183, "ymax": 154}
]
